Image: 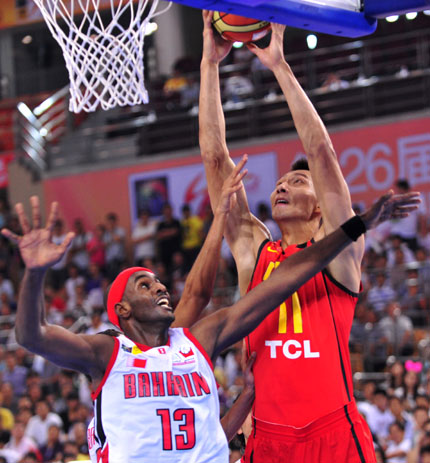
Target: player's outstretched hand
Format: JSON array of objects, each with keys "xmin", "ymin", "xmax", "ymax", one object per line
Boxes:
[
  {"xmin": 360, "ymin": 190, "xmax": 421, "ymax": 230},
  {"xmin": 216, "ymin": 154, "xmax": 248, "ymax": 215},
  {"xmin": 246, "ymin": 22, "xmax": 286, "ymax": 71},
  {"xmin": 1, "ymin": 196, "xmax": 74, "ymax": 270},
  {"xmin": 202, "ymin": 10, "xmax": 233, "ymax": 65}
]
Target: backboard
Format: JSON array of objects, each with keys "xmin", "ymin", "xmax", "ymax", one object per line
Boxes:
[{"xmin": 171, "ymin": 0, "xmax": 377, "ymax": 37}]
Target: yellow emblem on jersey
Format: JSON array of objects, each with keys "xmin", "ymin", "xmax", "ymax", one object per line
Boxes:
[{"xmin": 132, "ymin": 346, "xmax": 143, "ymax": 355}]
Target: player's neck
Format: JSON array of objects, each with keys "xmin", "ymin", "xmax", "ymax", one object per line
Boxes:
[
  {"xmin": 278, "ymin": 217, "xmax": 320, "ymax": 247},
  {"xmin": 123, "ymin": 321, "xmax": 170, "ymax": 348}
]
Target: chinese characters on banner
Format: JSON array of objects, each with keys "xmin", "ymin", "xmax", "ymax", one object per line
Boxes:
[
  {"xmin": 266, "ymin": 116, "xmax": 430, "ymax": 214},
  {"xmin": 42, "ymin": 115, "xmax": 430, "ymax": 233}
]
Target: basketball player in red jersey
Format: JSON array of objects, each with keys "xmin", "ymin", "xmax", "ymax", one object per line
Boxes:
[
  {"xmin": 199, "ymin": 12, "xmax": 404, "ymax": 463},
  {"xmin": 2, "ymin": 157, "xmax": 416, "ymax": 461}
]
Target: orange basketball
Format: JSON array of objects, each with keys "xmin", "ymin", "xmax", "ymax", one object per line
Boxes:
[{"xmin": 212, "ymin": 11, "xmax": 271, "ymax": 43}]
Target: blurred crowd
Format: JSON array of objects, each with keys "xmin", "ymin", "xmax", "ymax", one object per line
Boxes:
[{"xmin": 0, "ymin": 178, "xmax": 429, "ymax": 462}]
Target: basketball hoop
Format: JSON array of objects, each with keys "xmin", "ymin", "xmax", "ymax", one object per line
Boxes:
[{"xmin": 33, "ymin": 0, "xmax": 171, "ymax": 112}]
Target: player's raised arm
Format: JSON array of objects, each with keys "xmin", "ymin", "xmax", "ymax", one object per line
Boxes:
[
  {"xmin": 199, "ymin": 11, "xmax": 270, "ymax": 292},
  {"xmin": 173, "ymin": 156, "xmax": 248, "ymax": 327},
  {"xmin": 1, "ymin": 197, "xmax": 112, "ymax": 377},
  {"xmin": 199, "ymin": 10, "xmax": 234, "ymax": 207},
  {"xmin": 248, "ymin": 24, "xmax": 363, "ymax": 291},
  {"xmin": 191, "ymin": 189, "xmax": 421, "ymax": 361}
]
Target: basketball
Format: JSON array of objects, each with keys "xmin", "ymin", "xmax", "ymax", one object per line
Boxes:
[{"xmin": 212, "ymin": 11, "xmax": 271, "ymax": 43}]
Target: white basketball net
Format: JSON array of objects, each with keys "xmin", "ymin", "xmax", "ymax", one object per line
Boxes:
[{"xmin": 33, "ymin": 0, "xmax": 171, "ymax": 112}]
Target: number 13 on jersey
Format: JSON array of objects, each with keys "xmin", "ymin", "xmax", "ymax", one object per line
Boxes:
[
  {"xmin": 263, "ymin": 261, "xmax": 303, "ymax": 334},
  {"xmin": 157, "ymin": 408, "xmax": 196, "ymax": 451}
]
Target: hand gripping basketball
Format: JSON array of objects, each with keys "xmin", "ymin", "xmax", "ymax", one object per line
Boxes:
[{"xmin": 1, "ymin": 197, "xmax": 75, "ymax": 271}]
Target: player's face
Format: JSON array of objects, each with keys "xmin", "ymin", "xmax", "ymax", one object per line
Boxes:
[
  {"xmin": 270, "ymin": 170, "xmax": 319, "ymax": 223},
  {"xmin": 124, "ymin": 271, "xmax": 174, "ymax": 325}
]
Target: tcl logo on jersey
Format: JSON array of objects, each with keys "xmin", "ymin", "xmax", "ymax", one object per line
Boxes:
[{"xmin": 265, "ymin": 340, "xmax": 320, "ymax": 359}]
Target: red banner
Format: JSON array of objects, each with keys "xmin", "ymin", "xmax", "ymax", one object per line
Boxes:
[{"xmin": 42, "ymin": 115, "xmax": 430, "ymax": 234}]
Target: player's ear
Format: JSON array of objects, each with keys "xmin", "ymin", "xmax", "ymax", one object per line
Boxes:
[{"xmin": 116, "ymin": 301, "xmax": 132, "ymax": 321}]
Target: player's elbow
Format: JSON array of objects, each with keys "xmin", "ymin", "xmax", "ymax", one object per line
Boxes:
[
  {"xmin": 15, "ymin": 326, "xmax": 42, "ymax": 353},
  {"xmin": 306, "ymin": 138, "xmax": 336, "ymax": 161},
  {"xmin": 200, "ymin": 148, "xmax": 227, "ymax": 171}
]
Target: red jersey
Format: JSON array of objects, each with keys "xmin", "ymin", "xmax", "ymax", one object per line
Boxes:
[{"xmin": 245, "ymin": 239, "xmax": 359, "ymax": 427}]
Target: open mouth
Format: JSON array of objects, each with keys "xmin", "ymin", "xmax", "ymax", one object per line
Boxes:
[
  {"xmin": 275, "ymin": 199, "xmax": 289, "ymax": 205},
  {"xmin": 156, "ymin": 297, "xmax": 172, "ymax": 311}
]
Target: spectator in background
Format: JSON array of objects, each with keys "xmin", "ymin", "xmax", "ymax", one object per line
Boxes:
[
  {"xmin": 387, "ymin": 361, "xmax": 406, "ymax": 397},
  {"xmin": 385, "ymin": 421, "xmax": 411, "ymax": 463},
  {"xmin": 68, "ymin": 422, "xmax": 88, "ymax": 456},
  {"xmin": 131, "ymin": 209, "xmax": 156, "ymax": 266},
  {"xmin": 400, "ymin": 271, "xmax": 428, "ymax": 327},
  {"xmin": 257, "ymin": 202, "xmax": 281, "ymax": 242},
  {"xmin": 390, "ymin": 179, "xmax": 425, "ymax": 252},
  {"xmin": 0, "ymin": 200, "xmax": 11, "ymax": 230},
  {"xmin": 155, "ymin": 203, "xmax": 182, "ymax": 273},
  {"xmin": 3, "ymin": 351, "xmax": 27, "ymax": 398},
  {"xmin": 5, "ymin": 421, "xmax": 39, "ymax": 461},
  {"xmin": 411, "ymin": 407, "xmax": 429, "ymax": 446},
  {"xmin": 321, "ymin": 72, "xmax": 349, "ymax": 91},
  {"xmin": 68, "ymin": 219, "xmax": 91, "ymax": 273},
  {"xmin": 223, "ymin": 71, "xmax": 254, "ymax": 103},
  {"xmin": 367, "ymin": 271, "xmax": 396, "ymax": 317},
  {"xmin": 0, "ymin": 431, "xmax": 19, "ymax": 463},
  {"xmin": 163, "ymin": 68, "xmax": 188, "ymax": 100},
  {"xmin": 38, "ymin": 424, "xmax": 63, "ymax": 462},
  {"xmin": 104, "ymin": 212, "xmax": 126, "ymax": 280},
  {"xmin": 388, "ymin": 396, "xmax": 413, "ymax": 444},
  {"xmin": 181, "ymin": 204, "xmax": 203, "ymax": 271},
  {"xmin": 0, "ymin": 272, "xmax": 14, "ymax": 304},
  {"xmin": 47, "ymin": 220, "xmax": 69, "ymax": 290},
  {"xmin": 420, "ymin": 445, "xmax": 430, "ymax": 463},
  {"xmin": 65, "ymin": 264, "xmax": 85, "ymax": 311},
  {"xmin": 378, "ymin": 301, "xmax": 414, "ymax": 356},
  {"xmin": 387, "ymin": 235, "xmax": 415, "ymax": 269},
  {"xmin": 86, "ymin": 224, "xmax": 106, "ymax": 270},
  {"xmin": 414, "ymin": 247, "xmax": 430, "ymax": 297},
  {"xmin": 366, "ymin": 389, "xmax": 395, "ymax": 445},
  {"xmin": 85, "ymin": 308, "xmax": 111, "ymax": 335},
  {"xmin": 25, "ymin": 399, "xmax": 63, "ymax": 448}
]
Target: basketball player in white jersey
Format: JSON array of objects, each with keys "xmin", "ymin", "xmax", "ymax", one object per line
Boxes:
[{"xmin": 2, "ymin": 157, "xmax": 418, "ymax": 462}]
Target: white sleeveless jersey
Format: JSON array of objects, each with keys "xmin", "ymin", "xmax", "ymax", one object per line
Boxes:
[{"xmin": 91, "ymin": 328, "xmax": 228, "ymax": 463}]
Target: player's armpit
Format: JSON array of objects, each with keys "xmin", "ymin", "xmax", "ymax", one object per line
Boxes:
[{"xmin": 28, "ymin": 325, "xmax": 114, "ymax": 378}]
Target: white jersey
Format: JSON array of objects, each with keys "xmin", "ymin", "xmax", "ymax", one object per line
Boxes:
[{"xmin": 91, "ymin": 329, "xmax": 228, "ymax": 463}]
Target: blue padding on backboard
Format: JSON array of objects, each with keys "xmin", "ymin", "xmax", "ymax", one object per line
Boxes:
[
  {"xmin": 365, "ymin": 0, "xmax": 430, "ymax": 18},
  {"xmin": 171, "ymin": 0, "xmax": 377, "ymax": 37}
]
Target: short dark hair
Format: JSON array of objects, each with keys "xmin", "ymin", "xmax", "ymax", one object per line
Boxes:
[
  {"xmin": 420, "ymin": 445, "xmax": 430, "ymax": 456},
  {"xmin": 106, "ymin": 212, "xmax": 117, "ymax": 221},
  {"xmin": 182, "ymin": 204, "xmax": 191, "ymax": 213},
  {"xmin": 396, "ymin": 179, "xmax": 410, "ymax": 191},
  {"xmin": 374, "ymin": 388, "xmax": 387, "ymax": 397},
  {"xmin": 390, "ymin": 420, "xmax": 405, "ymax": 432},
  {"xmin": 291, "ymin": 158, "xmax": 309, "ymax": 171}
]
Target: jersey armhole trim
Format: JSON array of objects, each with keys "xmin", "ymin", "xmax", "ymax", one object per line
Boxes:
[
  {"xmin": 322, "ymin": 269, "xmax": 360, "ymax": 298},
  {"xmin": 247, "ymin": 239, "xmax": 270, "ymax": 292},
  {"xmin": 183, "ymin": 328, "xmax": 214, "ymax": 371},
  {"xmin": 91, "ymin": 337, "xmax": 120, "ymax": 400}
]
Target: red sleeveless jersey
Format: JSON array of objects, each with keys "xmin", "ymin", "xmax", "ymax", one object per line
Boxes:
[{"xmin": 245, "ymin": 239, "xmax": 359, "ymax": 427}]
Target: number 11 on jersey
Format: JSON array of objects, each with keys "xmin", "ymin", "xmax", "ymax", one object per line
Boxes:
[{"xmin": 263, "ymin": 261, "xmax": 303, "ymax": 334}]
